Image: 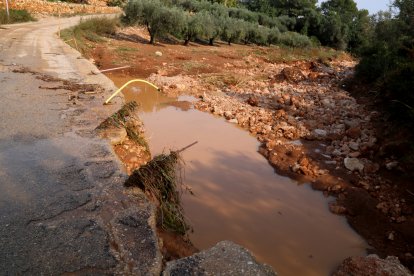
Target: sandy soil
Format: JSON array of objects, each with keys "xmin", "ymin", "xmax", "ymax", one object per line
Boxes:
[{"xmin": 84, "ymin": 26, "xmax": 414, "ymax": 271}]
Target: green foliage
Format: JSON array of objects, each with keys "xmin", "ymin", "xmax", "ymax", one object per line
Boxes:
[
  {"xmin": 61, "ymin": 17, "xmax": 118, "ymax": 53},
  {"xmin": 124, "ymin": 0, "xmax": 186, "ymax": 44},
  {"xmin": 267, "ymin": 27, "xmax": 281, "ymax": 45},
  {"xmin": 278, "ymin": 31, "xmax": 312, "ymax": 47},
  {"xmin": 107, "ymin": 0, "xmax": 128, "ymax": 7},
  {"xmin": 186, "ymin": 10, "xmax": 222, "ymax": 45},
  {"xmin": 182, "ymin": 12, "xmax": 205, "ymax": 45},
  {"xmin": 125, "ymin": 151, "xmax": 190, "ymax": 235},
  {"xmin": 316, "ymin": 0, "xmax": 371, "ymax": 51},
  {"xmin": 77, "ymin": 16, "xmax": 118, "ymax": 36},
  {"xmin": 123, "ymin": 0, "xmax": 319, "ymax": 48},
  {"xmin": 0, "ymin": 9, "xmax": 35, "ymax": 24},
  {"xmin": 209, "ymin": 0, "xmax": 238, "ymax": 7},
  {"xmin": 221, "ymin": 17, "xmax": 246, "ymax": 45},
  {"xmin": 356, "ymin": 0, "xmax": 414, "ymax": 121},
  {"xmin": 272, "ymin": 0, "xmax": 317, "ymax": 17}
]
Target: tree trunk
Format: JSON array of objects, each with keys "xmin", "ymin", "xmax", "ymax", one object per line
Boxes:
[
  {"xmin": 150, "ymin": 35, "xmax": 155, "ymax": 45},
  {"xmin": 184, "ymin": 39, "xmax": 190, "ymax": 46},
  {"xmin": 209, "ymin": 38, "xmax": 214, "ymax": 46},
  {"xmin": 228, "ymin": 40, "xmax": 231, "ymax": 46}
]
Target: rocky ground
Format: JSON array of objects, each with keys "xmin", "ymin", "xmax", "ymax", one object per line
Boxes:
[
  {"xmin": 0, "ymin": 0, "xmax": 120, "ymax": 15},
  {"xmin": 83, "ymin": 26, "xmax": 414, "ymax": 272}
]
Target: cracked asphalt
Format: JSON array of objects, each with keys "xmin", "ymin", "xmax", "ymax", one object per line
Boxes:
[{"xmin": 0, "ymin": 16, "xmax": 161, "ymax": 275}]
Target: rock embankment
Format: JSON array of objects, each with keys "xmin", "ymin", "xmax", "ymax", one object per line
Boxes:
[
  {"xmin": 148, "ymin": 55, "xmax": 413, "ymax": 269},
  {"xmin": 0, "ymin": 0, "xmax": 120, "ymax": 15}
]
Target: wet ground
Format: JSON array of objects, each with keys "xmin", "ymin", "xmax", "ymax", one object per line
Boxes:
[
  {"xmin": 0, "ymin": 17, "xmax": 162, "ymax": 274},
  {"xmin": 109, "ymin": 75, "xmax": 368, "ymax": 275}
]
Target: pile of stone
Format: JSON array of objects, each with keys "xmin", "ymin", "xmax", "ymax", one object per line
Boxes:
[{"xmin": 0, "ymin": 0, "xmax": 120, "ymax": 15}]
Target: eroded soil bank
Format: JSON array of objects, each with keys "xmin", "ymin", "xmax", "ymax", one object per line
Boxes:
[{"xmin": 84, "ymin": 26, "xmax": 413, "ymax": 272}]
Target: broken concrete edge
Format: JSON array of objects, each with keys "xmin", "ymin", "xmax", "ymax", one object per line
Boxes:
[{"xmin": 163, "ymin": 240, "xmax": 277, "ymax": 276}]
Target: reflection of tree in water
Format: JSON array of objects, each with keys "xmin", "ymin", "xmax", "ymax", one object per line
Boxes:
[{"xmin": 123, "ymin": 84, "xmax": 193, "ymax": 112}]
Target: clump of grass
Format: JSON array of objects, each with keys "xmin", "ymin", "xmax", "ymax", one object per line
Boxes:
[
  {"xmin": 182, "ymin": 61, "xmax": 208, "ymax": 72},
  {"xmin": 255, "ymin": 46, "xmax": 342, "ymax": 63},
  {"xmin": 125, "ymin": 125, "xmax": 149, "ymax": 152},
  {"xmin": 61, "ymin": 16, "xmax": 119, "ymax": 54},
  {"xmin": 125, "ymin": 151, "xmax": 190, "ymax": 235},
  {"xmin": 203, "ymin": 73, "xmax": 242, "ymax": 88},
  {"xmin": 96, "ymin": 101, "xmax": 149, "ymax": 151},
  {"xmin": 0, "ymin": 9, "xmax": 35, "ymax": 24},
  {"xmin": 97, "ymin": 101, "xmax": 138, "ymax": 129},
  {"xmin": 116, "ymin": 46, "xmax": 138, "ymax": 53}
]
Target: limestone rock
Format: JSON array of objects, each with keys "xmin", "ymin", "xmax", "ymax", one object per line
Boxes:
[
  {"xmin": 281, "ymin": 67, "xmax": 306, "ymax": 83},
  {"xmin": 163, "ymin": 241, "xmax": 276, "ymax": 276},
  {"xmin": 344, "ymin": 157, "xmax": 364, "ymax": 173},
  {"xmin": 313, "ymin": 129, "xmax": 327, "ymax": 138},
  {"xmin": 333, "ymin": 255, "xmax": 412, "ymax": 276}
]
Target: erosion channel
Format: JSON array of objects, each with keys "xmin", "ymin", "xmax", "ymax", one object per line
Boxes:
[{"xmin": 109, "ymin": 74, "xmax": 368, "ymax": 275}]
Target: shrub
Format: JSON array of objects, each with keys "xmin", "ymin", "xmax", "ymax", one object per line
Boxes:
[
  {"xmin": 0, "ymin": 9, "xmax": 35, "ymax": 24},
  {"xmin": 124, "ymin": 0, "xmax": 186, "ymax": 44},
  {"xmin": 107, "ymin": 0, "xmax": 127, "ymax": 7},
  {"xmin": 221, "ymin": 17, "xmax": 246, "ymax": 45},
  {"xmin": 267, "ymin": 27, "xmax": 281, "ymax": 45},
  {"xmin": 278, "ymin": 31, "xmax": 312, "ymax": 47},
  {"xmin": 61, "ymin": 17, "xmax": 118, "ymax": 53},
  {"xmin": 77, "ymin": 16, "xmax": 118, "ymax": 37},
  {"xmin": 243, "ymin": 22, "xmax": 270, "ymax": 45},
  {"xmin": 182, "ymin": 12, "xmax": 205, "ymax": 45},
  {"xmin": 196, "ymin": 10, "xmax": 223, "ymax": 45}
]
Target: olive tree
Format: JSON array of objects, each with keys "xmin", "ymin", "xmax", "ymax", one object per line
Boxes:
[
  {"xmin": 221, "ymin": 17, "xmax": 246, "ymax": 45},
  {"xmin": 182, "ymin": 12, "xmax": 205, "ymax": 45},
  {"xmin": 124, "ymin": 0, "xmax": 186, "ymax": 44}
]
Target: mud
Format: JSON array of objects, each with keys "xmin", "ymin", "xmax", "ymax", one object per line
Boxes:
[
  {"xmin": 83, "ymin": 25, "xmax": 413, "ymax": 272},
  {"xmin": 102, "ymin": 76, "xmax": 368, "ymax": 275}
]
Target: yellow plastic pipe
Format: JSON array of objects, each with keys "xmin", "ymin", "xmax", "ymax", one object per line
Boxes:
[{"xmin": 104, "ymin": 79, "xmax": 159, "ymax": 105}]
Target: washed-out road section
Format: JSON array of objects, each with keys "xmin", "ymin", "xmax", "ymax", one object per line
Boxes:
[{"xmin": 0, "ymin": 16, "xmax": 162, "ymax": 274}]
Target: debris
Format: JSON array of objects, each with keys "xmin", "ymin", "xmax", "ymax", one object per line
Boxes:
[
  {"xmin": 333, "ymin": 255, "xmax": 412, "ymax": 276},
  {"xmin": 124, "ymin": 142, "xmax": 197, "ymax": 235}
]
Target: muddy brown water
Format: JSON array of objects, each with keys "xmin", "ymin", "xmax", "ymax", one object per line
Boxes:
[{"xmin": 109, "ymin": 75, "xmax": 368, "ymax": 276}]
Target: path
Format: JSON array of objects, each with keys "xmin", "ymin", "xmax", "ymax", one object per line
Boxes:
[{"xmin": 0, "ymin": 16, "xmax": 162, "ymax": 274}]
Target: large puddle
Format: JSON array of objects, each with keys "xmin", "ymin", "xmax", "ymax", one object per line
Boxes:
[{"xmin": 109, "ymin": 75, "xmax": 368, "ymax": 275}]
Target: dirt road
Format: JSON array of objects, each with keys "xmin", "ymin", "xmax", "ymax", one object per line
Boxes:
[{"xmin": 0, "ymin": 17, "xmax": 162, "ymax": 274}]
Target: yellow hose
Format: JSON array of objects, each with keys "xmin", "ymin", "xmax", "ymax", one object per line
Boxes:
[{"xmin": 104, "ymin": 79, "xmax": 159, "ymax": 105}]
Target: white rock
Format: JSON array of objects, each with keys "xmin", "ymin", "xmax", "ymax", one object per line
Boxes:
[
  {"xmin": 228, "ymin": 119, "xmax": 238, "ymax": 124},
  {"xmin": 344, "ymin": 157, "xmax": 364, "ymax": 173},
  {"xmin": 313, "ymin": 129, "xmax": 327, "ymax": 137},
  {"xmin": 349, "ymin": 142, "xmax": 359, "ymax": 151},
  {"xmin": 224, "ymin": 111, "xmax": 233, "ymax": 119},
  {"xmin": 155, "ymin": 51, "xmax": 163, "ymax": 57},
  {"xmin": 291, "ymin": 163, "xmax": 301, "ymax": 173},
  {"xmin": 386, "ymin": 161, "xmax": 399, "ymax": 170}
]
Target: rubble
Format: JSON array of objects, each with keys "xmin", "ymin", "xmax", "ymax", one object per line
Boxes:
[
  {"xmin": 333, "ymin": 255, "xmax": 412, "ymax": 276},
  {"xmin": 0, "ymin": 0, "xmax": 120, "ymax": 15}
]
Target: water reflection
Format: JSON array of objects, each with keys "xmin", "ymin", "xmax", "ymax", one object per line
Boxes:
[{"xmin": 109, "ymin": 75, "xmax": 368, "ymax": 275}]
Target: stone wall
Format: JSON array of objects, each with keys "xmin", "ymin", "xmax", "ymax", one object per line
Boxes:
[{"xmin": 0, "ymin": 0, "xmax": 120, "ymax": 15}]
